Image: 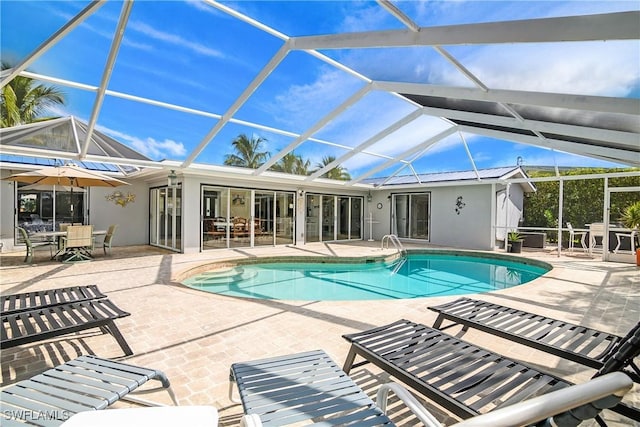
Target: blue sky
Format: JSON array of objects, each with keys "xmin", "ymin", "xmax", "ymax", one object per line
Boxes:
[{"xmin": 2, "ymin": 0, "xmax": 638, "ymax": 178}]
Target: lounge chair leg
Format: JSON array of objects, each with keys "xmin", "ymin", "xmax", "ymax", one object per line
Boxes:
[
  {"xmin": 103, "ymin": 321, "xmax": 134, "ymax": 356},
  {"xmin": 343, "ymin": 347, "xmax": 358, "ymax": 373},
  {"xmin": 228, "ymin": 370, "xmax": 241, "ymax": 403},
  {"xmin": 432, "ymin": 315, "xmax": 444, "ymax": 329}
]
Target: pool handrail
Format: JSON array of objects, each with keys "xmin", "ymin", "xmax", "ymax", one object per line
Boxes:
[{"xmin": 381, "ymin": 234, "xmax": 406, "ymax": 256}]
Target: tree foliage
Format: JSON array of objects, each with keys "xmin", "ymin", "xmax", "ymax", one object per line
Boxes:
[
  {"xmin": 1, "ymin": 61, "xmax": 66, "ymax": 127},
  {"xmin": 223, "ymin": 134, "xmax": 270, "ymax": 168},
  {"xmin": 313, "ymin": 155, "xmax": 351, "ymax": 181},
  {"xmin": 270, "ymin": 151, "xmax": 310, "ymax": 175},
  {"xmin": 523, "ymin": 168, "xmax": 640, "ymax": 235}
]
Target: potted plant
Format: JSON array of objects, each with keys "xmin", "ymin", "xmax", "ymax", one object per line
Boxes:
[
  {"xmin": 620, "ymin": 201, "xmax": 640, "ymax": 266},
  {"xmin": 508, "ymin": 231, "xmax": 524, "ymax": 253}
]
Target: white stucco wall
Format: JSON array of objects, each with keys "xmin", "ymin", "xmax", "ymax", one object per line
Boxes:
[
  {"xmin": 368, "ymin": 185, "xmax": 496, "ymax": 250},
  {"xmin": 0, "ymin": 177, "xmax": 17, "ymax": 252},
  {"xmin": 88, "ymin": 183, "xmax": 150, "ymax": 247}
]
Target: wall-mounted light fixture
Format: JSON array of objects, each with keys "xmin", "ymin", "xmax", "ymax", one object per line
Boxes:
[
  {"xmin": 367, "ymin": 191, "xmax": 372, "ymax": 203},
  {"xmin": 298, "ymin": 189, "xmax": 304, "ymax": 197},
  {"xmin": 168, "ymin": 170, "xmax": 178, "ymax": 188}
]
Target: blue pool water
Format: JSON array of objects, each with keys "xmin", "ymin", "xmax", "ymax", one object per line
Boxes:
[{"xmin": 183, "ymin": 253, "xmax": 550, "ymax": 301}]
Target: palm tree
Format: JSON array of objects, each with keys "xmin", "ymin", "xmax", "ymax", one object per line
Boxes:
[
  {"xmin": 313, "ymin": 155, "xmax": 351, "ymax": 180},
  {"xmin": 1, "ymin": 61, "xmax": 66, "ymax": 127},
  {"xmin": 224, "ymin": 134, "xmax": 270, "ymax": 168},
  {"xmin": 271, "ymin": 151, "xmax": 311, "ymax": 175}
]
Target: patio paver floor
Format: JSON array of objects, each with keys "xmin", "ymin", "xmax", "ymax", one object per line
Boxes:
[{"xmin": 1, "ymin": 242, "xmax": 638, "ymax": 425}]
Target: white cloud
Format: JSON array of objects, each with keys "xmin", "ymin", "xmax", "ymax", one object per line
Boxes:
[
  {"xmin": 339, "ymin": 3, "xmax": 392, "ymax": 32},
  {"xmin": 97, "ymin": 125, "xmax": 187, "ymax": 160},
  {"xmin": 128, "ymin": 20, "xmax": 225, "ymax": 59},
  {"xmin": 268, "ymin": 67, "xmax": 364, "ymax": 128},
  {"xmin": 457, "ymin": 42, "xmax": 639, "ymax": 96}
]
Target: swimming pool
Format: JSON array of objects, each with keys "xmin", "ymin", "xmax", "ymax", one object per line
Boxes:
[{"xmin": 182, "ymin": 251, "xmax": 551, "ymax": 301}]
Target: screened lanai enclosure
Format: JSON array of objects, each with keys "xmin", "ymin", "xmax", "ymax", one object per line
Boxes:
[{"xmin": 0, "ymin": 1, "xmax": 638, "ymax": 258}]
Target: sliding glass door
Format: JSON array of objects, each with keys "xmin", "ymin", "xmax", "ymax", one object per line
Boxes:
[
  {"xmin": 254, "ymin": 191, "xmax": 274, "ymax": 247},
  {"xmin": 321, "ymin": 195, "xmax": 335, "ymax": 241},
  {"xmin": 275, "ymin": 192, "xmax": 294, "ymax": 245},
  {"xmin": 306, "ymin": 194, "xmax": 320, "ymax": 243},
  {"xmin": 201, "ymin": 186, "xmax": 295, "ymax": 250},
  {"xmin": 202, "ymin": 187, "xmax": 229, "ymax": 249},
  {"xmin": 306, "ymin": 193, "xmax": 363, "ymax": 242},
  {"xmin": 16, "ymin": 185, "xmax": 86, "ymax": 235},
  {"xmin": 150, "ymin": 186, "xmax": 181, "ymax": 251},
  {"xmin": 392, "ymin": 192, "xmax": 430, "ymax": 240}
]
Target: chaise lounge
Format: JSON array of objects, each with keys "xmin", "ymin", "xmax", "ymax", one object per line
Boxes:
[
  {"xmin": 230, "ymin": 349, "xmax": 634, "ymax": 427},
  {"xmin": 428, "ymin": 297, "xmax": 640, "ymax": 372},
  {"xmin": 342, "ymin": 317, "xmax": 639, "ymax": 425},
  {"xmin": 1, "ymin": 285, "xmax": 133, "ymax": 356},
  {"xmin": 1, "ymin": 285, "xmax": 107, "ymax": 314},
  {"xmin": 0, "ymin": 355, "xmax": 177, "ymax": 426}
]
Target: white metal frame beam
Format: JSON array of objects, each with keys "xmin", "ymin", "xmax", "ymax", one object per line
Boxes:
[
  {"xmin": 350, "ymin": 126, "xmax": 458, "ymax": 184},
  {"xmin": 373, "ymin": 81, "xmax": 640, "ymax": 115},
  {"xmin": 457, "ymin": 125, "xmax": 640, "ymax": 166},
  {"xmin": 306, "ymin": 108, "xmax": 424, "ymax": 180},
  {"xmin": 80, "ymin": 0, "xmax": 133, "ymax": 159},
  {"xmin": 181, "ymin": 42, "xmax": 291, "ymax": 167},
  {"xmin": 255, "ymin": 83, "xmax": 373, "ymax": 174},
  {"xmin": 290, "ymin": 11, "xmax": 640, "ymax": 50},
  {"xmin": 0, "ymin": 1, "xmax": 106, "ymax": 89},
  {"xmin": 415, "ymin": 105, "xmax": 638, "ymax": 147}
]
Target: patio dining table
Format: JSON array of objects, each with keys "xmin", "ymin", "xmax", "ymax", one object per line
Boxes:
[{"xmin": 32, "ymin": 229, "xmax": 107, "ymax": 260}]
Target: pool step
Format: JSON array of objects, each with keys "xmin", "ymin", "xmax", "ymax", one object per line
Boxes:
[{"xmin": 190, "ymin": 268, "xmax": 248, "ymax": 285}]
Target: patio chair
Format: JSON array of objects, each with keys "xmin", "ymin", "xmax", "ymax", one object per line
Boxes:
[
  {"xmin": 1, "ymin": 285, "xmax": 106, "ymax": 315},
  {"xmin": 0, "ymin": 355, "xmax": 178, "ymax": 426},
  {"xmin": 614, "ymin": 229, "xmax": 638, "ymax": 254},
  {"xmin": 16, "ymin": 226, "xmax": 53, "ymax": 263},
  {"xmin": 589, "ymin": 223, "xmax": 605, "ymax": 254},
  {"xmin": 1, "ymin": 298, "xmax": 134, "ymax": 356},
  {"xmin": 342, "ymin": 317, "xmax": 640, "ymax": 425},
  {"xmin": 230, "ymin": 350, "xmax": 633, "ymax": 427},
  {"xmin": 102, "ymin": 224, "xmax": 118, "ymax": 255},
  {"xmin": 566, "ymin": 222, "xmax": 587, "ymax": 252},
  {"xmin": 60, "ymin": 224, "xmax": 94, "ymax": 262},
  {"xmin": 428, "ymin": 297, "xmax": 640, "ymax": 372}
]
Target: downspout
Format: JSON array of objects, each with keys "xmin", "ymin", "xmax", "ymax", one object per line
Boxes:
[
  {"xmin": 603, "ymin": 177, "xmax": 609, "ymax": 262},
  {"xmin": 504, "ymin": 183, "xmax": 510, "ymax": 251},
  {"xmin": 558, "ymin": 180, "xmax": 563, "ymax": 258},
  {"xmin": 490, "ymin": 183, "xmax": 496, "ymax": 251}
]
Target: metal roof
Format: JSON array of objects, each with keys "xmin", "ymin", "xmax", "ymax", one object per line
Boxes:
[
  {"xmin": 0, "ymin": 1, "xmax": 638, "ymax": 187},
  {"xmin": 364, "ymin": 166, "xmax": 533, "ymax": 187}
]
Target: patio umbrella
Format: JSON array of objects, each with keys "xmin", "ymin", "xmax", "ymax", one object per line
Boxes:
[
  {"xmin": 3, "ymin": 164, "xmax": 128, "ymax": 187},
  {"xmin": 4, "ymin": 164, "xmax": 128, "ymax": 223},
  {"xmin": 21, "ymin": 183, "xmax": 87, "ymax": 193}
]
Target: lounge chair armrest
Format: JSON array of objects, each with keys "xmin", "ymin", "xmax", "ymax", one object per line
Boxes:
[
  {"xmin": 240, "ymin": 414, "xmax": 262, "ymax": 427},
  {"xmin": 449, "ymin": 372, "xmax": 633, "ymax": 427},
  {"xmin": 376, "ymin": 382, "xmax": 443, "ymax": 427}
]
